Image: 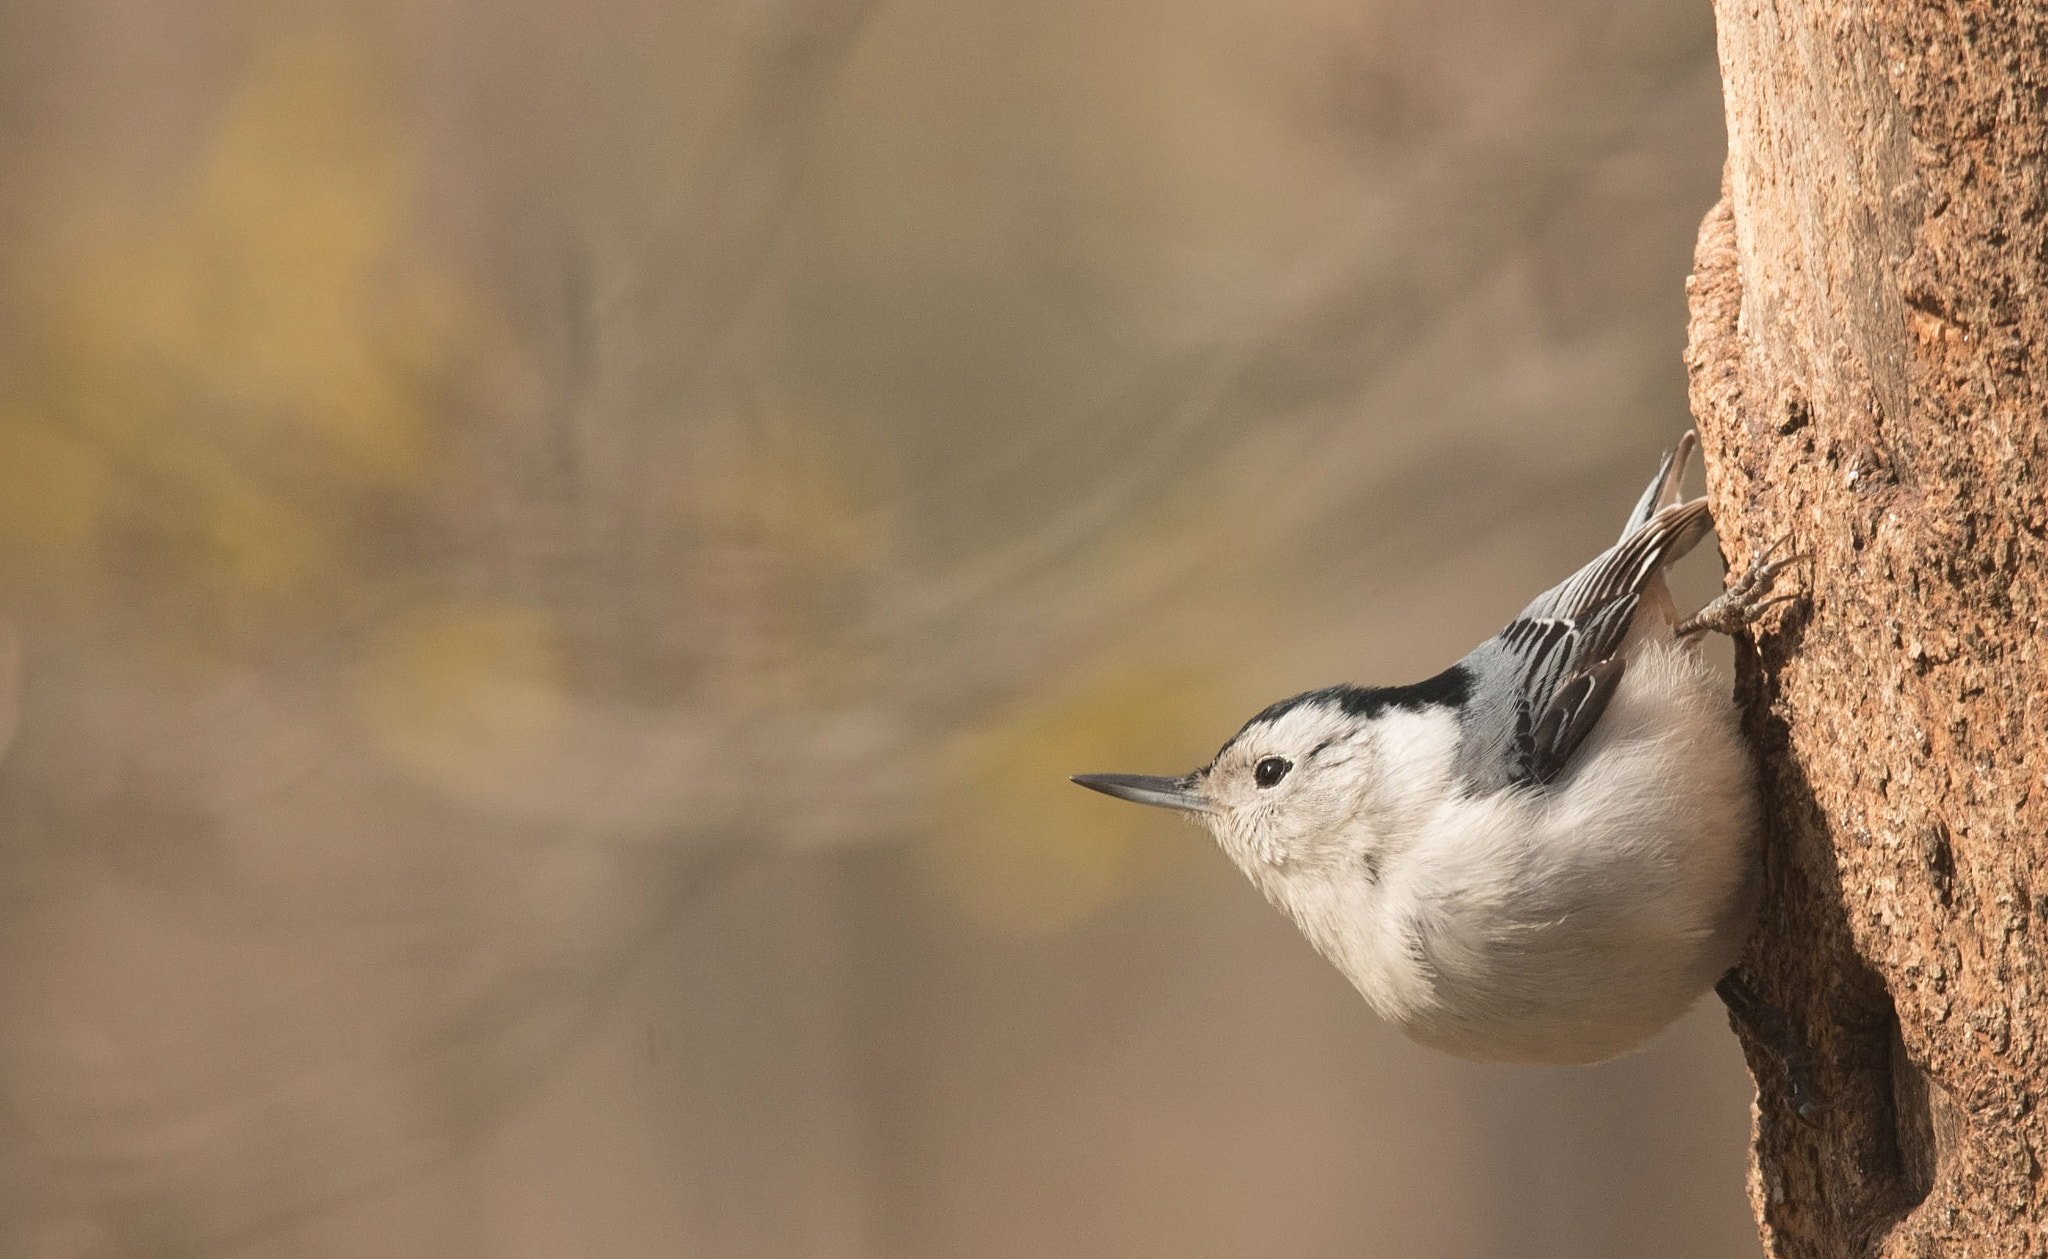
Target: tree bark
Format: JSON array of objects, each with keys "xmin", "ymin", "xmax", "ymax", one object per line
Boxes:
[{"xmin": 1686, "ymin": 2, "xmax": 2048, "ymax": 1255}]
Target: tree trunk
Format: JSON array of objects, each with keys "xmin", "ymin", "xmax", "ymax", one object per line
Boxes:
[{"xmin": 1686, "ymin": 2, "xmax": 2048, "ymax": 1255}]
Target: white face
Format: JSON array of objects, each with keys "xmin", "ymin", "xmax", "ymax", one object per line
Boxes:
[
  {"xmin": 1076, "ymin": 689, "xmax": 1462, "ymax": 885},
  {"xmin": 1195, "ymin": 699, "xmax": 1381, "ymax": 875}
]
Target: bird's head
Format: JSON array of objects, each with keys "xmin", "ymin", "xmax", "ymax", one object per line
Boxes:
[{"xmin": 1073, "ymin": 690, "xmax": 1380, "ymax": 875}]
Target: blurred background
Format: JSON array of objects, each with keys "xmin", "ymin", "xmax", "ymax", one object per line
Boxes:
[{"xmin": 0, "ymin": 0, "xmax": 1753, "ymax": 1255}]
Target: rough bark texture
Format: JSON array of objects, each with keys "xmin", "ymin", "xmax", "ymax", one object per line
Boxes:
[{"xmin": 1687, "ymin": 1, "xmax": 2048, "ymax": 1255}]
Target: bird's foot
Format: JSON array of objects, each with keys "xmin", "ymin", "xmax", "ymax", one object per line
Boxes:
[
  {"xmin": 1677, "ymin": 536, "xmax": 1804, "ymax": 639},
  {"xmin": 1715, "ymin": 971, "xmax": 1827, "ymax": 1123}
]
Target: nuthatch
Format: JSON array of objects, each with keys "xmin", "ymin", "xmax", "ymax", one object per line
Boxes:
[{"xmin": 1076, "ymin": 435, "xmax": 1810, "ymax": 1097}]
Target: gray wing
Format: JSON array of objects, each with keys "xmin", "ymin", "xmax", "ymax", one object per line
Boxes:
[{"xmin": 1451, "ymin": 438, "xmax": 1713, "ymax": 791}]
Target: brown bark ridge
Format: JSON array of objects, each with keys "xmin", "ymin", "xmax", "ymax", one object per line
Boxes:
[{"xmin": 1686, "ymin": 1, "xmax": 2048, "ymax": 1255}]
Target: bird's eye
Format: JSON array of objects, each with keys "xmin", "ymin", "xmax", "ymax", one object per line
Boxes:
[{"xmin": 1253, "ymin": 756, "xmax": 1292, "ymax": 788}]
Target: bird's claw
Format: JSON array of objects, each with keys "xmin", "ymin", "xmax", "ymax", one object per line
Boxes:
[
  {"xmin": 1678, "ymin": 535, "xmax": 1806, "ymax": 639},
  {"xmin": 1715, "ymin": 971, "xmax": 1827, "ymax": 1124},
  {"xmin": 1783, "ymin": 1062, "xmax": 1829, "ymax": 1125}
]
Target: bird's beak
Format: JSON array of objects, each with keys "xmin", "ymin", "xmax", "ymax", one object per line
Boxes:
[{"xmin": 1069, "ymin": 772, "xmax": 1207, "ymax": 813}]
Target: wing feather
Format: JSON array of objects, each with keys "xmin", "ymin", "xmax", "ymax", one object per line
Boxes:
[{"xmin": 1469, "ymin": 495, "xmax": 1714, "ymax": 788}]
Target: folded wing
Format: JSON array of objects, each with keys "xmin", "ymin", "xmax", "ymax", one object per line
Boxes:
[{"xmin": 1451, "ymin": 437, "xmax": 1713, "ymax": 791}]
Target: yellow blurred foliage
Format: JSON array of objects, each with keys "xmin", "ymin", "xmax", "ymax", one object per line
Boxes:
[
  {"xmin": 924, "ymin": 671, "xmax": 1214, "ymax": 937},
  {"xmin": 356, "ymin": 604, "xmax": 569, "ymax": 795},
  {"xmin": 0, "ymin": 419, "xmax": 113, "ymax": 577},
  {"xmin": 695, "ymin": 403, "xmax": 894, "ymax": 576},
  {"xmin": 0, "ymin": 28, "xmax": 493, "ymax": 613},
  {"xmin": 676, "ymin": 398, "xmax": 898, "ymax": 710}
]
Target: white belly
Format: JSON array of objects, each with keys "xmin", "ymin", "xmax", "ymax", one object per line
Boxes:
[{"xmin": 1339, "ymin": 636, "xmax": 1758, "ymax": 1064}]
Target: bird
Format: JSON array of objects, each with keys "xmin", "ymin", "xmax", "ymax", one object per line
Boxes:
[{"xmin": 1074, "ymin": 433, "xmax": 1802, "ymax": 1070}]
